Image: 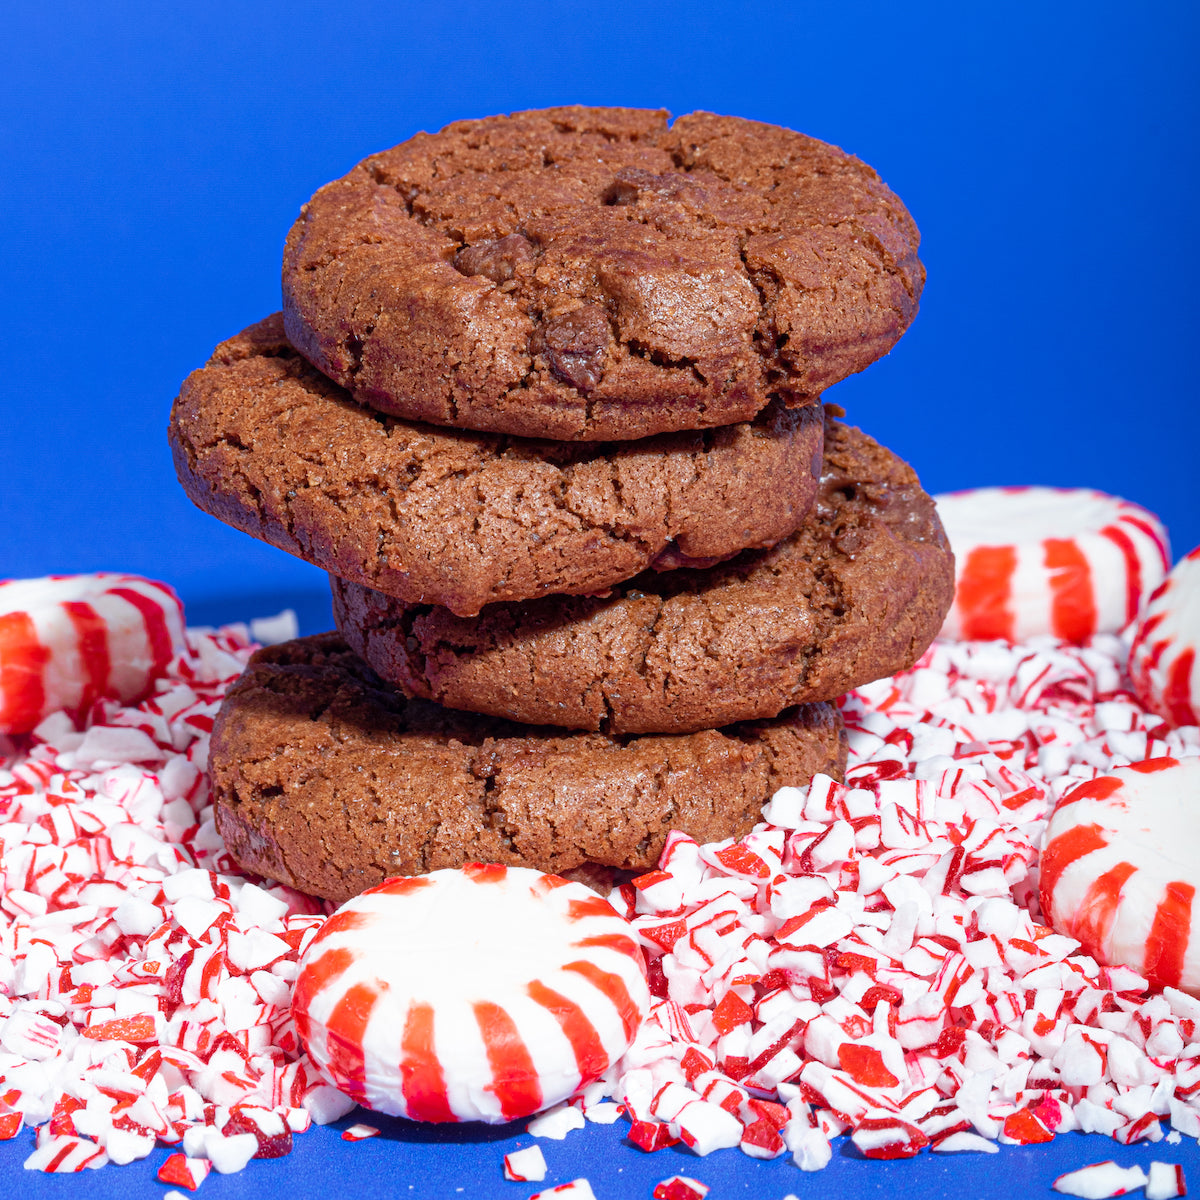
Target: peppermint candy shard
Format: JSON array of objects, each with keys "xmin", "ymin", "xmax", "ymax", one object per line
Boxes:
[
  {"xmin": 340, "ymin": 1123, "xmax": 380, "ymax": 1142},
  {"xmin": 1040, "ymin": 757, "xmax": 1200, "ymax": 996},
  {"xmin": 530, "ymin": 1181, "xmax": 598, "ymax": 1200},
  {"xmin": 503, "ymin": 1144, "xmax": 548, "ymax": 1182},
  {"xmin": 1052, "ymin": 1161, "xmax": 1149, "ymax": 1197},
  {"xmin": 0, "ymin": 572, "xmax": 186, "ymax": 734},
  {"xmin": 156, "ymin": 1154, "xmax": 211, "ymax": 1191},
  {"xmin": 1130, "ymin": 546, "xmax": 1200, "ymax": 728},
  {"xmin": 654, "ymin": 1176, "xmax": 710, "ymax": 1200},
  {"xmin": 934, "ymin": 487, "xmax": 1169, "ymax": 643},
  {"xmin": 292, "ymin": 866, "xmax": 650, "ymax": 1123},
  {"xmin": 1146, "ymin": 1162, "xmax": 1188, "ymax": 1200}
]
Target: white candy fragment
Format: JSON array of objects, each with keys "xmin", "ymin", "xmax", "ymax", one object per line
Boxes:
[
  {"xmin": 528, "ymin": 1103, "xmax": 588, "ymax": 1140},
  {"xmin": 530, "ymin": 1180, "xmax": 597, "ymax": 1200},
  {"xmin": 341, "ymin": 1123, "xmax": 380, "ymax": 1142},
  {"xmin": 249, "ymin": 610, "xmax": 299, "ymax": 646},
  {"xmin": 1146, "ymin": 1161, "xmax": 1188, "ymax": 1200},
  {"xmin": 503, "ymin": 1144, "xmax": 548, "ymax": 1181},
  {"xmin": 583, "ymin": 1101, "xmax": 624, "ymax": 1124},
  {"xmin": 1052, "ymin": 1161, "xmax": 1149, "ymax": 1197},
  {"xmin": 206, "ymin": 1131, "xmax": 259, "ymax": 1174}
]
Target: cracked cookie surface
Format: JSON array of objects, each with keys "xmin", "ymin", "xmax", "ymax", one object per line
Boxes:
[
  {"xmin": 331, "ymin": 413, "xmax": 955, "ymax": 734},
  {"xmin": 209, "ymin": 634, "xmax": 847, "ymax": 904},
  {"xmin": 282, "ymin": 106, "xmax": 924, "ymax": 441},
  {"xmin": 169, "ymin": 315, "xmax": 824, "ymax": 617}
]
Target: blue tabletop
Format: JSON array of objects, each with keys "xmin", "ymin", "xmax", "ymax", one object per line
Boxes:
[
  {"xmin": 3, "ymin": 1, "xmax": 1199, "ymax": 1196},
  {"xmin": 2, "ymin": 1109, "xmax": 1199, "ymax": 1200}
]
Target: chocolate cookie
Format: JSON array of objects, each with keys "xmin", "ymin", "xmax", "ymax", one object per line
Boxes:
[
  {"xmin": 282, "ymin": 107, "xmax": 924, "ymax": 441},
  {"xmin": 331, "ymin": 412, "xmax": 955, "ymax": 735},
  {"xmin": 209, "ymin": 635, "xmax": 848, "ymax": 905},
  {"xmin": 170, "ymin": 315, "xmax": 824, "ymax": 617}
]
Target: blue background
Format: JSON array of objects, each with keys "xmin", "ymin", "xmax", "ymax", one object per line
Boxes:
[{"xmin": 2, "ymin": 0, "xmax": 1199, "ymax": 1195}]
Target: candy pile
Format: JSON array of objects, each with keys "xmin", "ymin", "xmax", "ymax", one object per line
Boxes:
[
  {"xmin": 604, "ymin": 632, "xmax": 1200, "ymax": 1166},
  {"xmin": 2, "ymin": 605, "xmax": 1200, "ymax": 1181},
  {"xmin": 0, "ymin": 618, "xmax": 360, "ymax": 1175}
]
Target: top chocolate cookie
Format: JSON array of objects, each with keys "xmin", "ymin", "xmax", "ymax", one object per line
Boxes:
[{"xmin": 283, "ymin": 107, "xmax": 924, "ymax": 441}]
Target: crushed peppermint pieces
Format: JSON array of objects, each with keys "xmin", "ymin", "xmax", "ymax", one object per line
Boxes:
[
  {"xmin": 0, "ymin": 620, "xmax": 348, "ymax": 1178},
  {"xmin": 341, "ymin": 1123, "xmax": 380, "ymax": 1142},
  {"xmin": 604, "ymin": 633, "xmax": 1200, "ymax": 1167},
  {"xmin": 2, "ymin": 590, "xmax": 1200, "ymax": 1185}
]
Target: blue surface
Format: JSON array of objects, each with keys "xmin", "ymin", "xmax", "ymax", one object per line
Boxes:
[
  {"xmin": 1, "ymin": 1112, "xmax": 1199, "ymax": 1199},
  {"xmin": 2, "ymin": 0, "xmax": 1199, "ymax": 1195}
]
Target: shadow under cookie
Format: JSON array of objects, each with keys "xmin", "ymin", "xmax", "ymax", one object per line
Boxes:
[
  {"xmin": 209, "ymin": 634, "xmax": 848, "ymax": 905},
  {"xmin": 331, "ymin": 413, "xmax": 955, "ymax": 735}
]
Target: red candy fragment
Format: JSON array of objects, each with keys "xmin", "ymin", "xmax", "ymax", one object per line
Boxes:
[
  {"xmin": 654, "ymin": 1176, "xmax": 710, "ymax": 1200},
  {"xmin": 157, "ymin": 1153, "xmax": 211, "ymax": 1191}
]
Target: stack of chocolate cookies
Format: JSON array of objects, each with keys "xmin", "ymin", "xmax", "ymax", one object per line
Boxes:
[{"xmin": 169, "ymin": 107, "xmax": 954, "ymax": 904}]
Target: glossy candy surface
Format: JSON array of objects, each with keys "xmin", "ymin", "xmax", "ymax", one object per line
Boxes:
[
  {"xmin": 292, "ymin": 867, "xmax": 650, "ymax": 1123},
  {"xmin": 935, "ymin": 488, "xmax": 1169, "ymax": 644},
  {"xmin": 1040, "ymin": 757, "xmax": 1200, "ymax": 995},
  {"xmin": 1130, "ymin": 546, "xmax": 1200, "ymax": 728},
  {"xmin": 0, "ymin": 573, "xmax": 185, "ymax": 734}
]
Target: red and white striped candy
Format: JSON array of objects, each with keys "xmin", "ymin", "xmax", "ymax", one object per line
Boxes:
[
  {"xmin": 935, "ymin": 487, "xmax": 1169, "ymax": 643},
  {"xmin": 1040, "ymin": 757, "xmax": 1200, "ymax": 995},
  {"xmin": 1130, "ymin": 546, "xmax": 1200, "ymax": 728},
  {"xmin": 0, "ymin": 573, "xmax": 185, "ymax": 734},
  {"xmin": 292, "ymin": 865, "xmax": 650, "ymax": 1123}
]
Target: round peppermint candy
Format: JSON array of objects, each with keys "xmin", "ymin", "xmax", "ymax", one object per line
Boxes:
[
  {"xmin": 0, "ymin": 573, "xmax": 186, "ymax": 734},
  {"xmin": 934, "ymin": 487, "xmax": 1169, "ymax": 643},
  {"xmin": 1040, "ymin": 756, "xmax": 1200, "ymax": 996},
  {"xmin": 291, "ymin": 865, "xmax": 650, "ymax": 1122},
  {"xmin": 1130, "ymin": 546, "xmax": 1200, "ymax": 729}
]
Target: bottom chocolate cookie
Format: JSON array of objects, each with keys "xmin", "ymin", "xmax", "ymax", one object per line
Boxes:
[{"xmin": 210, "ymin": 635, "xmax": 847, "ymax": 904}]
